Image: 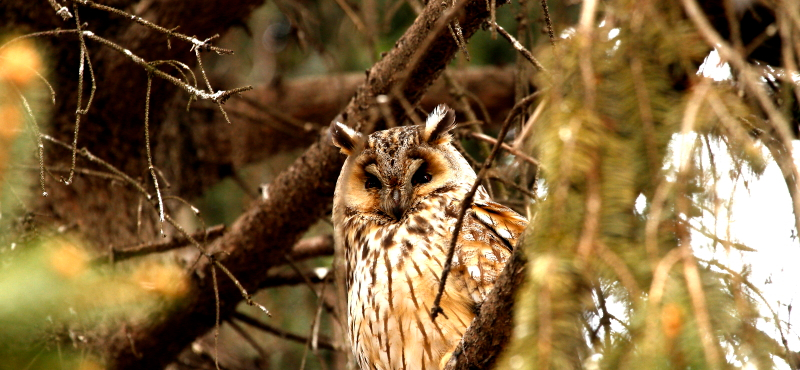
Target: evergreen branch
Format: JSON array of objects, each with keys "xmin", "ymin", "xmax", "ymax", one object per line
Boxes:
[{"xmin": 681, "ymin": 0, "xmax": 800, "ymax": 242}]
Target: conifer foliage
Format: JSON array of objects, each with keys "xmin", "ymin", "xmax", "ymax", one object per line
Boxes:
[
  {"xmin": 501, "ymin": 1, "xmax": 799, "ymax": 369},
  {"xmin": 2, "ymin": 0, "xmax": 800, "ymax": 369}
]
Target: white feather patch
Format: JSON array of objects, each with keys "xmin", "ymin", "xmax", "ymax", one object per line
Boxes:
[
  {"xmin": 496, "ymin": 227, "xmax": 513, "ymax": 240},
  {"xmin": 423, "ymin": 104, "xmax": 450, "ymax": 141},
  {"xmin": 335, "ymin": 121, "xmax": 358, "ymax": 140},
  {"xmin": 331, "ymin": 121, "xmax": 361, "ymax": 155}
]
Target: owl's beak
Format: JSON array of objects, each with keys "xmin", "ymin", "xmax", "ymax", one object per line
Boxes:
[{"xmin": 387, "ymin": 188, "xmax": 404, "ymax": 220}]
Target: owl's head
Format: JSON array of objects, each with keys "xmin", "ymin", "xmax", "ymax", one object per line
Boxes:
[{"xmin": 331, "ymin": 105, "xmax": 476, "ymax": 223}]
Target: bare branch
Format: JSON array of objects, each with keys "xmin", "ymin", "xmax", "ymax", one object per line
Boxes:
[
  {"xmin": 490, "ymin": 22, "xmax": 547, "ymax": 72},
  {"xmin": 540, "ymin": 0, "xmax": 556, "ymax": 45},
  {"xmin": 431, "ymin": 92, "xmax": 537, "ymax": 320},
  {"xmin": 74, "ymin": 0, "xmax": 234, "ymax": 55},
  {"xmin": 231, "ymin": 312, "xmax": 340, "ymax": 352},
  {"xmin": 94, "ymin": 225, "xmax": 226, "ymax": 264},
  {"xmin": 466, "ymin": 131, "xmax": 541, "ymax": 167},
  {"xmin": 444, "ymin": 239, "xmax": 527, "ymax": 370},
  {"xmin": 288, "ymin": 234, "xmax": 335, "ymax": 261},
  {"xmin": 259, "ymin": 267, "xmax": 333, "ymax": 290},
  {"xmin": 105, "ymin": 1, "xmax": 507, "ymax": 367}
]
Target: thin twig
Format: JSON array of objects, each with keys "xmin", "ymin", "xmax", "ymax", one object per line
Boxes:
[
  {"xmin": 211, "ymin": 264, "xmax": 220, "ymax": 370},
  {"xmin": 194, "ymin": 48, "xmax": 230, "ymax": 124},
  {"xmin": 630, "ymin": 56, "xmax": 660, "ymax": 186},
  {"xmin": 74, "ymin": 0, "xmax": 233, "ymax": 55},
  {"xmin": 444, "ymin": 71, "xmax": 491, "ymax": 158},
  {"xmin": 93, "ymin": 225, "xmax": 226, "ymax": 264},
  {"xmin": 643, "ymin": 247, "xmax": 683, "ymax": 346},
  {"xmin": 467, "ymin": 131, "xmax": 541, "ymax": 167},
  {"xmin": 332, "ymin": 0, "xmax": 368, "ymax": 33},
  {"xmin": 284, "ymin": 254, "xmax": 323, "ymax": 300},
  {"xmin": 0, "ymin": 29, "xmax": 81, "ymax": 50},
  {"xmin": 259, "ymin": 267, "xmax": 332, "ymax": 290},
  {"xmin": 488, "ymin": 0, "xmax": 497, "ymax": 39},
  {"xmin": 211, "ymin": 257, "xmax": 272, "ymax": 317},
  {"xmin": 448, "ymin": 18, "xmax": 471, "ymax": 60},
  {"xmin": 577, "ymin": 0, "xmax": 598, "ymax": 109},
  {"xmin": 226, "ymin": 319, "xmax": 270, "ymax": 363},
  {"xmin": 12, "ymin": 85, "xmax": 47, "ymax": 196},
  {"xmin": 540, "ymin": 0, "xmax": 556, "ymax": 45},
  {"xmin": 42, "ymin": 133, "xmax": 270, "ymax": 321},
  {"xmin": 594, "ymin": 241, "xmax": 643, "ymax": 299},
  {"xmin": 238, "ymin": 96, "xmax": 316, "ymax": 133},
  {"xmin": 511, "ymin": 97, "xmax": 546, "ymax": 151},
  {"xmin": 81, "ymin": 31, "xmax": 250, "ymax": 103},
  {"xmin": 63, "ymin": 5, "xmax": 96, "ymax": 186},
  {"xmin": 490, "ymin": 22, "xmax": 547, "ymax": 72},
  {"xmin": 674, "ymin": 75, "xmax": 721, "ymax": 370},
  {"xmin": 2, "ymin": 28, "xmax": 251, "ymax": 112},
  {"xmin": 231, "ymin": 312, "xmax": 339, "ymax": 351},
  {"xmin": 683, "ymin": 241, "xmax": 722, "ymax": 370},
  {"xmin": 48, "ymin": 0, "xmax": 72, "ymax": 19},
  {"xmin": 12, "ymin": 165, "xmax": 126, "ymax": 183},
  {"xmin": 143, "ymin": 75, "xmax": 165, "ymax": 229},
  {"xmin": 299, "ymin": 280, "xmax": 329, "ymax": 370},
  {"xmin": 681, "ymin": 0, "xmax": 800, "ymax": 241},
  {"xmin": 430, "ymin": 93, "xmax": 538, "ymax": 320},
  {"xmin": 486, "ymin": 171, "xmax": 536, "ymax": 200}
]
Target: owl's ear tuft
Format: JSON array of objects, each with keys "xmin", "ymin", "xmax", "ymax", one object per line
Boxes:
[
  {"xmin": 422, "ymin": 104, "xmax": 456, "ymax": 145},
  {"xmin": 330, "ymin": 121, "xmax": 362, "ymax": 155}
]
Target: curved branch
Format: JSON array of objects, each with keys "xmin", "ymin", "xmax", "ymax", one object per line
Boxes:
[
  {"xmin": 445, "ymin": 242, "xmax": 527, "ymax": 370},
  {"xmin": 105, "ymin": 0, "xmax": 507, "ymax": 368}
]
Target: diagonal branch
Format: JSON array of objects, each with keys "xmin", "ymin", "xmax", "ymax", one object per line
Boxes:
[
  {"xmin": 444, "ymin": 239, "xmax": 527, "ymax": 370},
  {"xmin": 105, "ymin": 0, "xmax": 508, "ymax": 368}
]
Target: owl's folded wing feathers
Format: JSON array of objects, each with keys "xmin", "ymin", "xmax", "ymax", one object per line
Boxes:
[{"xmin": 451, "ymin": 199, "xmax": 527, "ymax": 303}]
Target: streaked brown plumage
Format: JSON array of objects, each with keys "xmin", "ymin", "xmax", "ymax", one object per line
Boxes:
[{"xmin": 331, "ymin": 105, "xmax": 527, "ymax": 370}]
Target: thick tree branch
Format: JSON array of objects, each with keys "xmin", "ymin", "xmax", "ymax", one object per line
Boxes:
[
  {"xmin": 162, "ymin": 66, "xmax": 517, "ymax": 200},
  {"xmin": 217, "ymin": 66, "xmax": 517, "ymax": 165},
  {"xmin": 3, "ymin": 0, "xmax": 266, "ymax": 246},
  {"xmin": 105, "ymin": 0, "xmax": 507, "ymax": 368},
  {"xmin": 444, "ymin": 240, "xmax": 527, "ymax": 370}
]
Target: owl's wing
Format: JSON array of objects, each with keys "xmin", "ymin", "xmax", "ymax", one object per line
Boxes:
[{"xmin": 451, "ymin": 198, "xmax": 528, "ymax": 303}]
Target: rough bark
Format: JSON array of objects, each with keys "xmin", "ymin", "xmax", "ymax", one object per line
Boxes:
[
  {"xmin": 445, "ymin": 238, "xmax": 526, "ymax": 370},
  {"xmin": 158, "ymin": 66, "xmax": 517, "ymax": 199},
  {"xmin": 3, "ymin": 0, "xmax": 517, "ymax": 247},
  {"xmin": 104, "ymin": 0, "xmax": 508, "ymax": 368},
  {"xmin": 2, "ymin": 0, "xmax": 264, "ymax": 246}
]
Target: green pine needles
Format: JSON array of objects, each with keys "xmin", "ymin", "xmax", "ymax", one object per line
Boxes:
[{"xmin": 500, "ymin": 1, "xmax": 788, "ymax": 369}]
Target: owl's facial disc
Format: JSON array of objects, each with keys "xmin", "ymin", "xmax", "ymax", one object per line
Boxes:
[{"xmin": 365, "ymin": 158, "xmax": 428, "ymax": 221}]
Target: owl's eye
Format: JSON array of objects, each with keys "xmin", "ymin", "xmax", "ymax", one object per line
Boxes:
[
  {"xmin": 412, "ymin": 167, "xmax": 432, "ymax": 186},
  {"xmin": 365, "ymin": 174, "xmax": 382, "ymax": 190}
]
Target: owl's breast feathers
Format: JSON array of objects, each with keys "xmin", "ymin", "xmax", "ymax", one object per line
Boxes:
[{"xmin": 341, "ymin": 190, "xmax": 527, "ymax": 370}]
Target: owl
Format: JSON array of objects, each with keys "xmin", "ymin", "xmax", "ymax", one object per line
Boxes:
[{"xmin": 331, "ymin": 105, "xmax": 528, "ymax": 370}]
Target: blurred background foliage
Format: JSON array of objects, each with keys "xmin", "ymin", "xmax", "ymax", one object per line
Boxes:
[
  {"xmin": 3, "ymin": 0, "xmax": 800, "ymax": 369},
  {"xmin": 0, "ymin": 38, "xmax": 189, "ymax": 370},
  {"xmin": 1, "ymin": 1, "xmax": 555, "ymax": 368}
]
